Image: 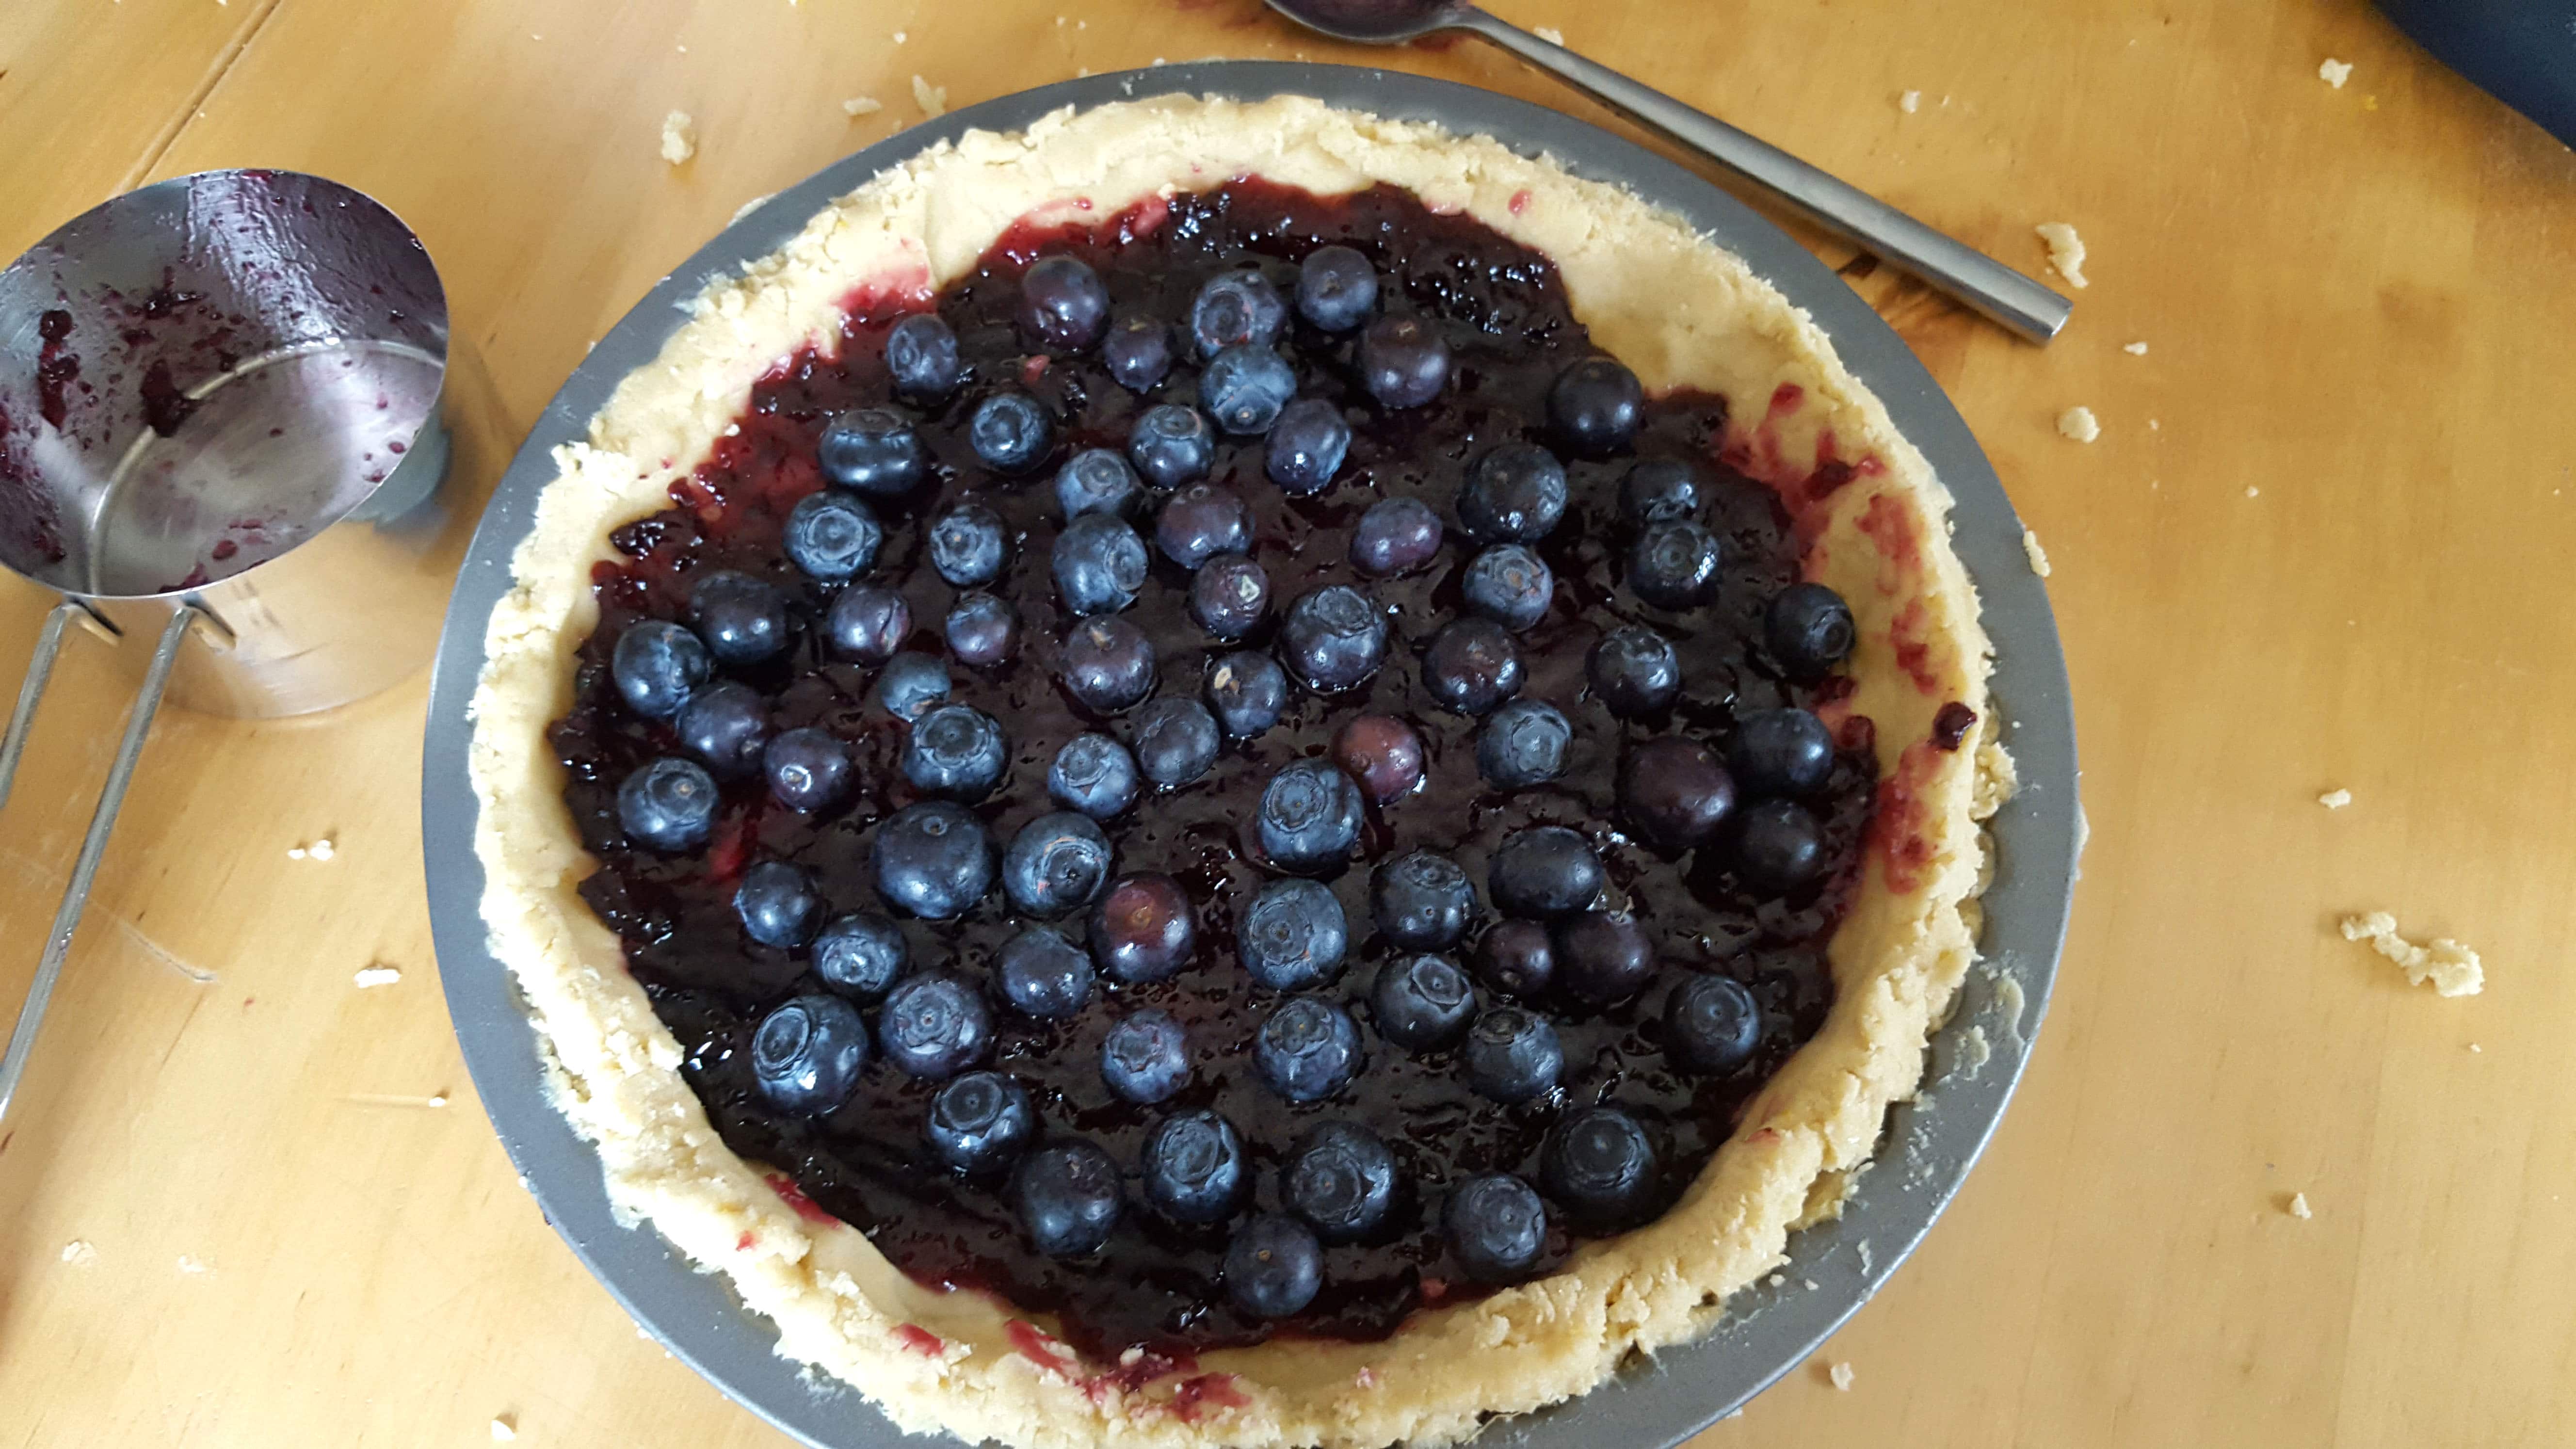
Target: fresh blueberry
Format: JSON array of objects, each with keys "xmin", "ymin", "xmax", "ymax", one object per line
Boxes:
[
  {"xmin": 1090, "ymin": 873, "xmax": 1196, "ymax": 984},
  {"xmin": 883, "ymin": 314, "xmax": 964, "ymax": 404},
  {"xmin": 1205, "ymin": 650, "xmax": 1288, "ymax": 737},
  {"xmin": 1127, "ymin": 403, "xmax": 1216, "ymax": 488},
  {"xmin": 1462, "ymin": 1008, "xmax": 1562, "ymax": 1104},
  {"xmin": 1255, "ymin": 997, "xmax": 1362, "ymax": 1102},
  {"xmin": 877, "ymin": 971, "xmax": 992, "ymax": 1080},
  {"xmin": 994, "ymin": 926, "xmax": 1097, "ymax": 1019},
  {"xmin": 874, "ymin": 651, "xmax": 952, "ymax": 721},
  {"xmin": 1666, "ymin": 972, "xmax": 1762, "ymax": 1073},
  {"xmin": 1358, "ymin": 315, "xmax": 1449, "ymax": 408},
  {"xmin": 617, "ymin": 756, "xmax": 718, "ymax": 852},
  {"xmin": 1019, "ymin": 254, "xmax": 1109, "ymax": 352},
  {"xmin": 811, "ymin": 911, "xmax": 908, "ymax": 999},
  {"xmin": 1764, "ymin": 582, "xmax": 1856, "ymax": 682},
  {"xmin": 1461, "ymin": 544, "xmax": 1553, "ymax": 632},
  {"xmin": 751, "ymin": 994, "xmax": 870, "ymax": 1114},
  {"xmin": 1189, "ymin": 268, "xmax": 1288, "ymax": 357},
  {"xmin": 1048, "ymin": 733, "xmax": 1141, "ymax": 820},
  {"xmin": 902, "ymin": 703, "xmax": 1007, "ymax": 801},
  {"xmin": 1255, "ymin": 759, "xmax": 1365, "ymax": 875},
  {"xmin": 1155, "ymin": 483, "xmax": 1253, "ymax": 568},
  {"xmin": 1487, "ymin": 825, "xmax": 1603, "ymax": 919},
  {"xmin": 1332, "ymin": 714, "xmax": 1424, "ymax": 804},
  {"xmin": 1100, "ymin": 1008, "xmax": 1190, "ymax": 1103},
  {"xmin": 690, "ymin": 570, "xmax": 789, "ymax": 665},
  {"xmin": 1554, "ymin": 909, "xmax": 1656, "ymax": 1006},
  {"xmin": 735, "ymin": 860, "xmax": 823, "ymax": 948},
  {"xmin": 1587, "ymin": 627, "xmax": 1680, "ymax": 716},
  {"xmin": 611, "ymin": 619, "xmax": 710, "ymax": 721},
  {"xmin": 1474, "ymin": 699, "xmax": 1571, "ymax": 790},
  {"xmin": 1627, "ymin": 522, "xmax": 1723, "ymax": 609},
  {"xmin": 825, "ymin": 585, "xmax": 911, "ymax": 663},
  {"xmin": 1349, "ymin": 497, "xmax": 1443, "ymax": 577},
  {"xmin": 925, "ymin": 1070, "xmax": 1034, "ymax": 1174},
  {"xmin": 1371, "ymin": 953, "xmax": 1476, "ymax": 1051},
  {"xmin": 784, "ymin": 488, "xmax": 883, "ymax": 580},
  {"xmin": 1422, "ymin": 617, "xmax": 1524, "ymax": 715},
  {"xmin": 1619, "ymin": 458, "xmax": 1701, "ymax": 525},
  {"xmin": 1002, "ymin": 811, "xmax": 1113, "ymax": 920},
  {"xmin": 1053, "ymin": 512, "xmax": 1149, "ymax": 616},
  {"xmin": 1370, "ymin": 851, "xmax": 1476, "ymax": 951},
  {"xmin": 677, "ymin": 679, "xmax": 769, "ymax": 778},
  {"xmin": 1473, "ymin": 918, "xmax": 1555, "ymax": 998},
  {"xmin": 1144, "ymin": 1110, "xmax": 1247, "ymax": 1225},
  {"xmin": 1620, "ymin": 736, "xmax": 1736, "ymax": 848},
  {"xmin": 1728, "ymin": 708, "xmax": 1835, "ymax": 797},
  {"xmin": 1103, "ymin": 315, "xmax": 1174, "ymax": 391},
  {"xmin": 1295, "ymin": 244, "xmax": 1378, "ymax": 332},
  {"xmin": 1540, "ymin": 1106, "xmax": 1659, "ymax": 1226},
  {"xmin": 1444, "ymin": 1172, "xmax": 1547, "ymax": 1282},
  {"xmin": 1189, "ymin": 553, "xmax": 1271, "ymax": 640},
  {"xmin": 1225, "ymin": 1214, "xmax": 1323, "ymax": 1319},
  {"xmin": 1200, "ymin": 345, "xmax": 1296, "ymax": 435},
  {"xmin": 1265, "ymin": 397, "xmax": 1351, "ymax": 495},
  {"xmin": 1060, "ymin": 616, "xmax": 1158, "ymax": 712},
  {"xmin": 1732, "ymin": 799, "xmax": 1827, "ymax": 892},
  {"xmin": 1278, "ymin": 584, "xmax": 1386, "ymax": 691},
  {"xmin": 968, "ymin": 389, "xmax": 1054, "ymax": 475},
  {"xmin": 1459, "ymin": 445, "xmax": 1568, "ymax": 543},
  {"xmin": 1132, "ymin": 696, "xmax": 1222, "ymax": 788},
  {"xmin": 1013, "ymin": 1140, "xmax": 1123, "ymax": 1257},
  {"xmin": 1237, "ymin": 878, "xmax": 1348, "ymax": 991},
  {"xmin": 929, "ymin": 502, "xmax": 1008, "ymax": 588},
  {"xmin": 872, "ymin": 800, "xmax": 996, "ymax": 918},
  {"xmin": 1054, "ymin": 447, "xmax": 1140, "ymax": 520},
  {"xmin": 1283, "ymin": 1122, "xmax": 1397, "ymax": 1243},
  {"xmin": 820, "ymin": 408, "xmax": 929, "ymax": 495},
  {"xmin": 765, "ymin": 727, "xmax": 854, "ymax": 814},
  {"xmin": 944, "ymin": 591, "xmax": 1017, "ymax": 666},
  {"xmin": 1547, "ymin": 354, "xmax": 1643, "ymax": 457}
]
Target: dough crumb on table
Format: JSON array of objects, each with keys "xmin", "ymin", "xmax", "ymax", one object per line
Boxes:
[
  {"xmin": 2318, "ymin": 788, "xmax": 2351, "ymax": 809},
  {"xmin": 912, "ymin": 75, "xmax": 948, "ymax": 117},
  {"xmin": 2035, "ymin": 221, "xmax": 2088, "ymax": 288},
  {"xmin": 2057, "ymin": 405, "xmax": 2100, "ymax": 442},
  {"xmin": 2022, "ymin": 528, "xmax": 2052, "ymax": 576},
  {"xmin": 842, "ymin": 96, "xmax": 883, "ymax": 116},
  {"xmin": 659, "ymin": 111, "xmax": 696, "ymax": 165},
  {"xmin": 1829, "ymin": 1362, "xmax": 1856, "ymax": 1391},
  {"xmin": 2320, "ymin": 58, "xmax": 2353, "ymax": 88},
  {"xmin": 2340, "ymin": 912, "xmax": 2485, "ymax": 997},
  {"xmin": 2286, "ymin": 1191, "xmax": 2314, "ymax": 1219}
]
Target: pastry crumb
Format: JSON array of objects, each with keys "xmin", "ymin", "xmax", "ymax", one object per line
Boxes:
[
  {"xmin": 2318, "ymin": 789, "xmax": 2351, "ymax": 809},
  {"xmin": 660, "ymin": 111, "xmax": 696, "ymax": 165},
  {"xmin": 177, "ymin": 1254, "xmax": 211, "ymax": 1274},
  {"xmin": 1828, "ymin": 1361, "xmax": 1856, "ymax": 1392},
  {"xmin": 1533, "ymin": 26, "xmax": 1564, "ymax": 44},
  {"xmin": 912, "ymin": 75, "xmax": 948, "ymax": 117},
  {"xmin": 2056, "ymin": 406, "xmax": 2100, "ymax": 442},
  {"xmin": 490, "ymin": 1417, "xmax": 518, "ymax": 1443},
  {"xmin": 2319, "ymin": 58, "xmax": 2353, "ymax": 89},
  {"xmin": 2286, "ymin": 1191, "xmax": 2313, "ymax": 1219},
  {"xmin": 1899, "ymin": 89, "xmax": 1921, "ymax": 113},
  {"xmin": 2021, "ymin": 528, "xmax": 2052, "ymax": 577},
  {"xmin": 60, "ymin": 1240, "xmax": 97, "ymax": 1266},
  {"xmin": 2340, "ymin": 912, "xmax": 2485, "ymax": 997},
  {"xmin": 2123, "ymin": 340, "xmax": 2148, "ymax": 355},
  {"xmin": 2034, "ymin": 222, "xmax": 2088, "ymax": 288},
  {"xmin": 353, "ymin": 964, "xmax": 403, "ymax": 989},
  {"xmin": 842, "ymin": 96, "xmax": 884, "ymax": 116}
]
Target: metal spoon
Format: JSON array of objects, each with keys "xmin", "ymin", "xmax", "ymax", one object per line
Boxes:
[{"xmin": 1264, "ymin": 0, "xmax": 2071, "ymax": 343}]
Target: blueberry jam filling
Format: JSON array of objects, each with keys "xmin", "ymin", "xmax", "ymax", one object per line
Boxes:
[{"xmin": 549, "ymin": 180, "xmax": 1882, "ymax": 1361}]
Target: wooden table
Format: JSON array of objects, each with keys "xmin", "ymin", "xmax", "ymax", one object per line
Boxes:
[{"xmin": 2, "ymin": 1, "xmax": 2570, "ymax": 1443}]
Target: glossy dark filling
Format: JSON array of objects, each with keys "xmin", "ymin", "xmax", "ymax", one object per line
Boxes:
[{"xmin": 551, "ymin": 180, "xmax": 1877, "ymax": 1361}]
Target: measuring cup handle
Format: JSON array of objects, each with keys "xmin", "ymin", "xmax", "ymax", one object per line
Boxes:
[{"xmin": 0, "ymin": 604, "xmax": 195, "ymax": 1125}]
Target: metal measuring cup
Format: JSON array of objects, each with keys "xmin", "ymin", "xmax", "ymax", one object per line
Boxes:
[{"xmin": 0, "ymin": 169, "xmax": 499, "ymax": 1123}]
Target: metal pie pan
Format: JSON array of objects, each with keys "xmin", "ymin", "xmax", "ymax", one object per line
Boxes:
[{"xmin": 422, "ymin": 60, "xmax": 2078, "ymax": 1449}]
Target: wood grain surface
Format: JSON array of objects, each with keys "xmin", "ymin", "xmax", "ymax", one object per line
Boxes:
[{"xmin": 1, "ymin": 1, "xmax": 2570, "ymax": 1445}]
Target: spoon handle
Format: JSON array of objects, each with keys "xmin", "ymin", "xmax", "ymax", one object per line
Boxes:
[{"xmin": 1458, "ymin": 10, "xmax": 2070, "ymax": 344}]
